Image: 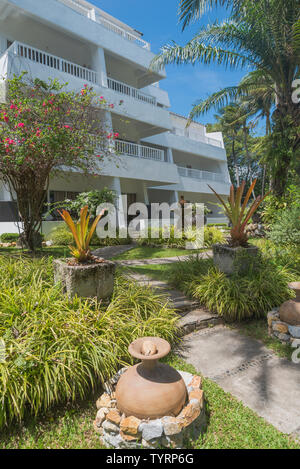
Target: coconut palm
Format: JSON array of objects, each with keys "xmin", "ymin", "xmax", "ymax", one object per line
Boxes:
[{"xmin": 153, "ymin": 0, "xmax": 300, "ymax": 196}]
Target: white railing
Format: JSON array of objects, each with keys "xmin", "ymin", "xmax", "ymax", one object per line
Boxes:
[
  {"xmin": 107, "ymin": 78, "xmax": 156, "ymax": 106},
  {"xmin": 97, "ymin": 16, "xmax": 150, "ymax": 50},
  {"xmin": 10, "ymin": 41, "xmax": 98, "ymax": 84},
  {"xmin": 178, "ymin": 166, "xmax": 225, "ymax": 183},
  {"xmin": 172, "ymin": 128, "xmax": 223, "ymax": 148},
  {"xmin": 57, "ymin": 0, "xmax": 150, "ymax": 50},
  {"xmin": 116, "ymin": 140, "xmax": 164, "ymax": 162}
]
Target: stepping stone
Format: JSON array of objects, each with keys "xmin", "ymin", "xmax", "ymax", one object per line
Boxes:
[
  {"xmin": 178, "ymin": 309, "xmax": 223, "ymax": 335},
  {"xmin": 180, "ymin": 326, "xmax": 300, "ymax": 435}
]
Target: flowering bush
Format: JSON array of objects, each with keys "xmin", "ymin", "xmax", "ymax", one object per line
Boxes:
[{"xmin": 0, "ymin": 74, "xmax": 117, "ymax": 250}]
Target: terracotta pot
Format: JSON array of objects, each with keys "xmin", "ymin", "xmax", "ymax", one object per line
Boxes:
[
  {"xmin": 279, "ymin": 282, "xmax": 300, "ymax": 326},
  {"xmin": 116, "ymin": 337, "xmax": 187, "ymax": 420}
]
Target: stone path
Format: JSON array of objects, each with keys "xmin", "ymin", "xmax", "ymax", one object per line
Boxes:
[
  {"xmin": 115, "ymin": 251, "xmax": 212, "ymax": 267},
  {"xmin": 179, "ymin": 326, "xmax": 300, "ymax": 436},
  {"xmin": 95, "ymin": 246, "xmax": 300, "ymax": 437},
  {"xmin": 92, "ymin": 244, "xmax": 134, "ymax": 260}
]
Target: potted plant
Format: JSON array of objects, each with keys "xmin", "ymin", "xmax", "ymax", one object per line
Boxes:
[
  {"xmin": 208, "ymin": 180, "xmax": 269, "ymax": 275},
  {"xmin": 53, "ymin": 205, "xmax": 116, "ymax": 300}
]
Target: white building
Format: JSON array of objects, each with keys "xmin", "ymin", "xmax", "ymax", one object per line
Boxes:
[{"xmin": 0, "ymin": 0, "xmax": 231, "ymax": 235}]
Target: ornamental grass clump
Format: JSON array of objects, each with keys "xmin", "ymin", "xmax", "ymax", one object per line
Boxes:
[
  {"xmin": 0, "ymin": 255, "xmax": 178, "ymax": 428},
  {"xmin": 168, "ymin": 255, "xmax": 296, "ymax": 322}
]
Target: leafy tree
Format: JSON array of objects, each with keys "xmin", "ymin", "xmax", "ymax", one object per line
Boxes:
[
  {"xmin": 153, "ymin": 0, "xmax": 300, "ymax": 197},
  {"xmin": 0, "ymin": 75, "xmax": 116, "ymax": 250}
]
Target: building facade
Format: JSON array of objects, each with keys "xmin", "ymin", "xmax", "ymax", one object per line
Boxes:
[{"xmin": 0, "ymin": 0, "xmax": 231, "ymax": 235}]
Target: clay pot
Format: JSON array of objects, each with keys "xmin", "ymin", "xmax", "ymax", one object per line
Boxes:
[
  {"xmin": 279, "ymin": 282, "xmax": 300, "ymax": 326},
  {"xmin": 116, "ymin": 337, "xmax": 187, "ymax": 420}
]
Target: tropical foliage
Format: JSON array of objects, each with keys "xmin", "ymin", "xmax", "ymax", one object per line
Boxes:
[
  {"xmin": 208, "ymin": 179, "xmax": 268, "ymax": 246},
  {"xmin": 0, "ymin": 255, "xmax": 178, "ymax": 428},
  {"xmin": 59, "ymin": 206, "xmax": 105, "ymax": 262},
  {"xmin": 0, "ymin": 75, "xmax": 116, "ymax": 250},
  {"xmin": 153, "ymin": 0, "xmax": 300, "ymax": 197},
  {"xmin": 168, "ymin": 255, "xmax": 295, "ymax": 321}
]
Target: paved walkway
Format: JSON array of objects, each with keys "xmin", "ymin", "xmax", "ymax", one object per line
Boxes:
[
  {"xmin": 180, "ymin": 326, "xmax": 300, "ymax": 437},
  {"xmin": 92, "ymin": 244, "xmax": 133, "ymax": 259},
  {"xmin": 116, "ymin": 250, "xmax": 212, "ymax": 266},
  {"xmin": 95, "ymin": 246, "xmax": 300, "ymax": 437},
  {"xmin": 128, "ymin": 269, "xmax": 300, "ymax": 438}
]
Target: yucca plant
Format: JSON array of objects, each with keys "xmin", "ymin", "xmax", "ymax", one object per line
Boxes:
[
  {"xmin": 59, "ymin": 205, "xmax": 105, "ymax": 262},
  {"xmin": 208, "ymin": 180, "xmax": 269, "ymax": 247}
]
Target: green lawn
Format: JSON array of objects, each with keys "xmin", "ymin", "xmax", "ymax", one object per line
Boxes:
[
  {"xmin": 0, "ymin": 357, "xmax": 298, "ymax": 449},
  {"xmin": 112, "ymin": 246, "xmax": 204, "ymax": 261}
]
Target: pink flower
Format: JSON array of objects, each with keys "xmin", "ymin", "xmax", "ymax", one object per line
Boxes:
[
  {"xmin": 96, "ymin": 155, "xmax": 102, "ymax": 158},
  {"xmin": 114, "ymin": 132, "xmax": 119, "ymax": 138},
  {"xmin": 64, "ymin": 125, "xmax": 72, "ymax": 129},
  {"xmin": 3, "ymin": 115, "xmax": 9, "ymax": 122},
  {"xmin": 42, "ymin": 102, "xmax": 46, "ymax": 107},
  {"xmin": 17, "ymin": 123, "xmax": 25, "ymax": 128},
  {"xmin": 36, "ymin": 130, "xmax": 41, "ymax": 137},
  {"xmin": 109, "ymin": 104, "xmax": 114, "ymax": 109}
]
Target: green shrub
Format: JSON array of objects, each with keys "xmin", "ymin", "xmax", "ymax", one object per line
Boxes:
[
  {"xmin": 261, "ymin": 184, "xmax": 300, "ymax": 227},
  {"xmin": 0, "ymin": 233, "xmax": 19, "ymax": 243},
  {"xmin": 268, "ymin": 207, "xmax": 300, "ymax": 247},
  {"xmin": 46, "ymin": 224, "xmax": 73, "ymax": 246},
  {"xmin": 204, "ymin": 226, "xmax": 225, "ymax": 247},
  {"xmin": 0, "ymin": 255, "xmax": 178, "ymax": 428},
  {"xmin": 168, "ymin": 255, "xmax": 295, "ymax": 322}
]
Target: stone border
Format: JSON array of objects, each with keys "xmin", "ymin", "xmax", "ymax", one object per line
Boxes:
[
  {"xmin": 93, "ymin": 368, "xmax": 206, "ymax": 449},
  {"xmin": 268, "ymin": 308, "xmax": 300, "ymax": 345}
]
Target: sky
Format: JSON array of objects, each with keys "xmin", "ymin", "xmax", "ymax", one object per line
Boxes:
[{"xmin": 89, "ymin": 0, "xmax": 248, "ymax": 126}]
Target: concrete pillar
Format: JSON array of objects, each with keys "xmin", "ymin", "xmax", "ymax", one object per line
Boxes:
[
  {"xmin": 91, "ymin": 46, "xmax": 108, "ymax": 88},
  {"xmin": 142, "ymin": 182, "xmax": 149, "ymax": 205},
  {"xmin": 0, "ymin": 181, "xmax": 12, "ymax": 201},
  {"xmin": 166, "ymin": 148, "xmax": 174, "ymax": 163},
  {"xmin": 109, "ymin": 177, "xmax": 126, "ymax": 229}
]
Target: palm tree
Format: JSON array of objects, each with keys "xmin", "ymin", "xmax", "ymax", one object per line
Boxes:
[{"xmin": 153, "ymin": 0, "xmax": 300, "ymax": 196}]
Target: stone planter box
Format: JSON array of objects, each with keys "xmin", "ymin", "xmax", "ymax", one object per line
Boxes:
[
  {"xmin": 53, "ymin": 259, "xmax": 116, "ymax": 301},
  {"xmin": 212, "ymin": 243, "xmax": 259, "ymax": 275}
]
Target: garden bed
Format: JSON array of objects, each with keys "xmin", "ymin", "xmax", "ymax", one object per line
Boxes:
[{"xmin": 0, "ymin": 254, "xmax": 178, "ymax": 428}]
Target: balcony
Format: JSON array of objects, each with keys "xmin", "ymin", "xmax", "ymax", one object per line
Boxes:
[
  {"xmin": 115, "ymin": 140, "xmax": 164, "ymax": 162},
  {"xmin": 107, "ymin": 78, "xmax": 156, "ymax": 107},
  {"xmin": 177, "ymin": 166, "xmax": 225, "ymax": 183},
  {"xmin": 57, "ymin": 0, "xmax": 150, "ymax": 50},
  {"xmin": 172, "ymin": 128, "xmax": 223, "ymax": 148},
  {"xmin": 10, "ymin": 41, "xmax": 98, "ymax": 84}
]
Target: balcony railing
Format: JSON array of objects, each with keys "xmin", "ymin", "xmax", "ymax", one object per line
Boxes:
[
  {"xmin": 116, "ymin": 140, "xmax": 164, "ymax": 162},
  {"xmin": 10, "ymin": 41, "xmax": 98, "ymax": 84},
  {"xmin": 178, "ymin": 166, "xmax": 225, "ymax": 183},
  {"xmin": 57, "ymin": 0, "xmax": 150, "ymax": 50},
  {"xmin": 107, "ymin": 78, "xmax": 156, "ymax": 106},
  {"xmin": 172, "ymin": 128, "xmax": 223, "ymax": 148},
  {"xmin": 97, "ymin": 16, "xmax": 150, "ymax": 50}
]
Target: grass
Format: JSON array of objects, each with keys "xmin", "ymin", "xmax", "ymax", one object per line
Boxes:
[
  {"xmin": 0, "ymin": 255, "xmax": 178, "ymax": 428},
  {"xmin": 1, "ymin": 356, "xmax": 298, "ymax": 449},
  {"xmin": 0, "ymin": 246, "xmax": 99, "ymax": 258},
  {"xmin": 113, "ymin": 246, "xmax": 204, "ymax": 261}
]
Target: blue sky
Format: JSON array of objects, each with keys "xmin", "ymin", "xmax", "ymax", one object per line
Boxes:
[{"xmin": 90, "ymin": 0, "xmax": 248, "ymax": 126}]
